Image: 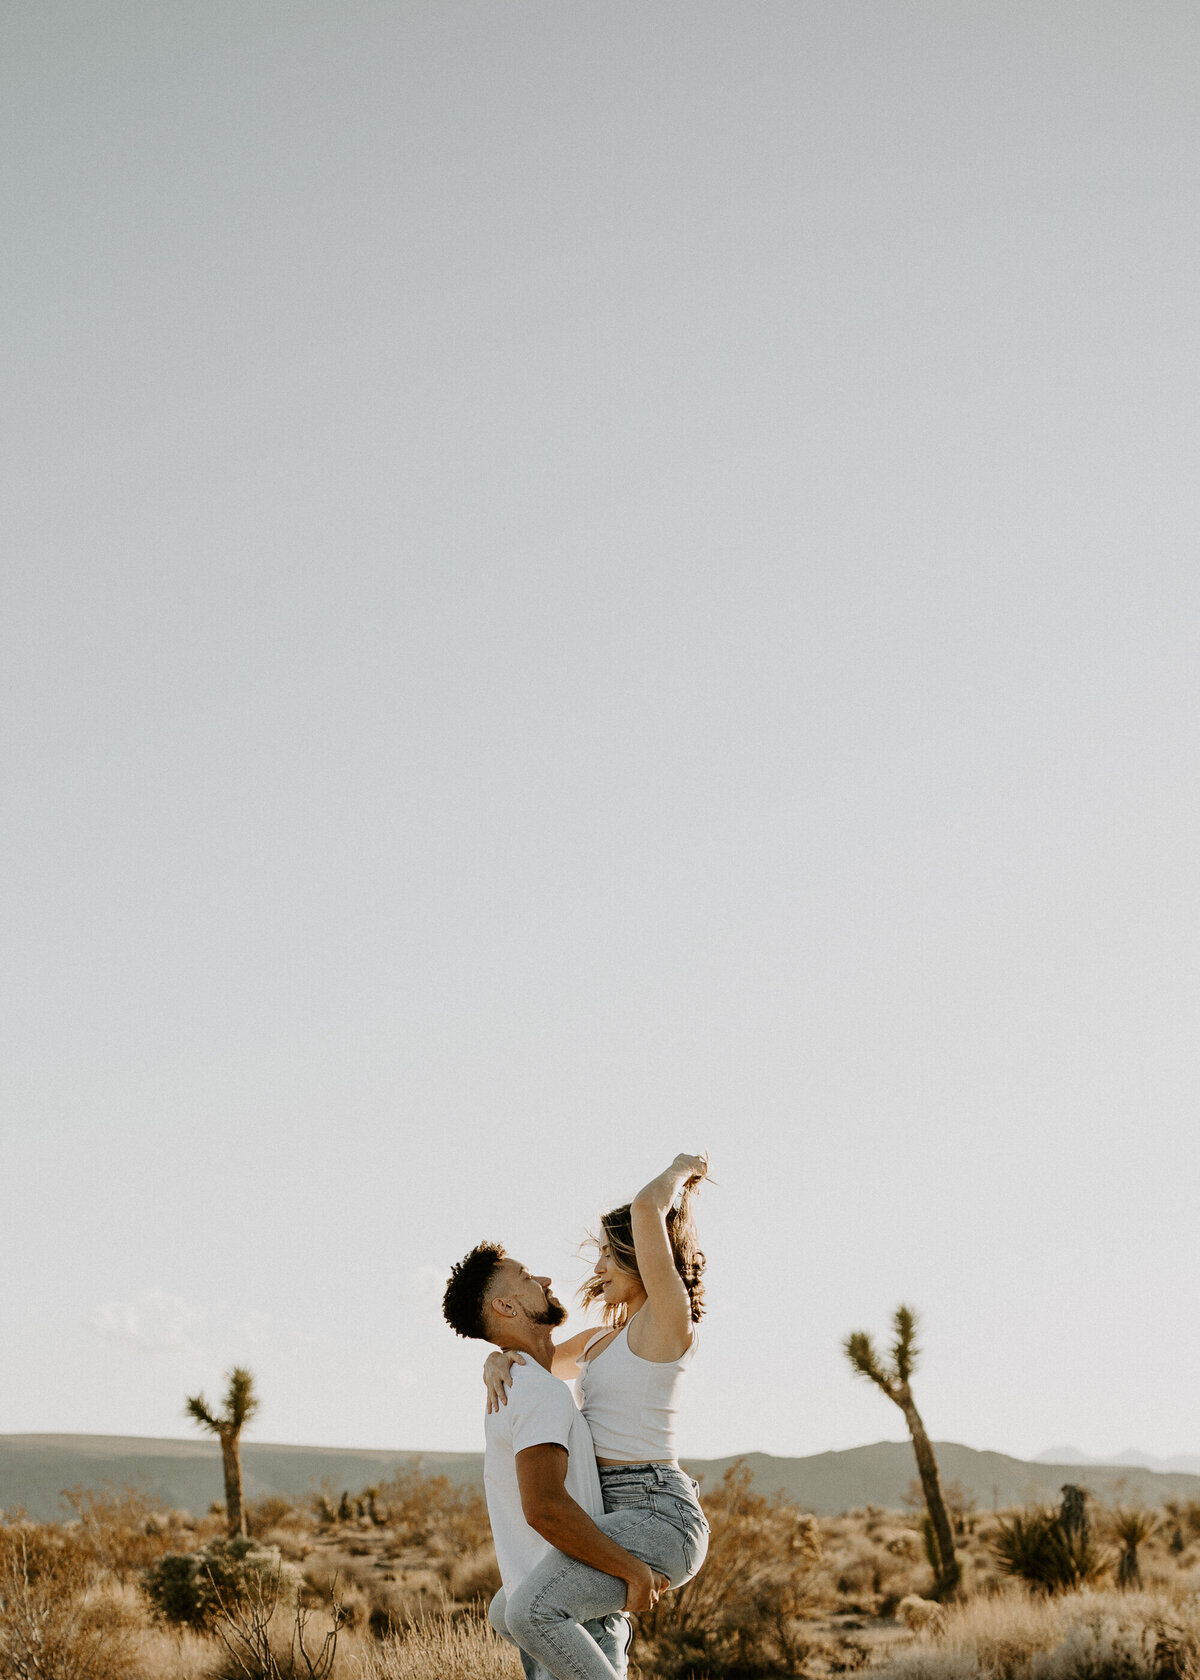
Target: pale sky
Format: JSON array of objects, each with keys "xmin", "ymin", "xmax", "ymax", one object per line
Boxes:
[{"xmin": 3, "ymin": 2, "xmax": 1199, "ymax": 1470}]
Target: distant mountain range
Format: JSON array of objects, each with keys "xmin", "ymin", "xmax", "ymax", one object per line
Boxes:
[
  {"xmin": 1035, "ymin": 1446, "xmax": 1200, "ymax": 1476},
  {"xmin": 5, "ymin": 1434, "xmax": 1200, "ymax": 1524}
]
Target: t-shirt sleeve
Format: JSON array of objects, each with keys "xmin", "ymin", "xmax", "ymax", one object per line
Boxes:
[{"xmin": 510, "ymin": 1372, "xmax": 575, "ymax": 1457}]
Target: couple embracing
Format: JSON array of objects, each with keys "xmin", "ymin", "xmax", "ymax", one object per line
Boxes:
[{"xmin": 441, "ymin": 1152, "xmax": 710, "ymax": 1680}]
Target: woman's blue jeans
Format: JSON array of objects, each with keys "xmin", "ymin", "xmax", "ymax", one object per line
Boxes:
[{"xmin": 500, "ymin": 1463, "xmax": 709, "ymax": 1680}]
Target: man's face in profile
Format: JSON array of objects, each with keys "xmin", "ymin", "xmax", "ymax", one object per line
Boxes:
[{"xmin": 495, "ymin": 1258, "xmax": 568, "ymax": 1329}]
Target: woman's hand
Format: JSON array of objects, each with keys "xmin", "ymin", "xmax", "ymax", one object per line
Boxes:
[
  {"xmin": 672, "ymin": 1151, "xmax": 708, "ymax": 1185},
  {"xmin": 634, "ymin": 1151, "xmax": 710, "ymax": 1215},
  {"xmin": 483, "ymin": 1348, "xmax": 525, "ymax": 1413},
  {"xmin": 623, "ymin": 1560, "xmax": 671, "ymax": 1613}
]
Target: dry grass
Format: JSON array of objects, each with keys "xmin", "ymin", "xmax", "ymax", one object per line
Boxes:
[
  {"xmin": 127, "ymin": 1621, "xmax": 216, "ymax": 1680},
  {"xmin": 10, "ymin": 1467, "xmax": 1200, "ymax": 1678},
  {"xmin": 880, "ymin": 1587, "xmax": 1200, "ymax": 1680},
  {"xmin": 352, "ymin": 1612, "xmax": 524, "ymax": 1679}
]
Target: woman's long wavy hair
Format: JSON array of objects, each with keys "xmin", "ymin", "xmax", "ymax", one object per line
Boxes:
[{"xmin": 579, "ymin": 1179, "xmax": 706, "ymax": 1328}]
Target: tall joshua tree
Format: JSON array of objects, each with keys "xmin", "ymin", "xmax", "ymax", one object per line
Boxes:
[
  {"xmin": 186, "ymin": 1366, "xmax": 259, "ymax": 1538},
  {"xmin": 844, "ymin": 1306, "xmax": 960, "ymax": 1599}
]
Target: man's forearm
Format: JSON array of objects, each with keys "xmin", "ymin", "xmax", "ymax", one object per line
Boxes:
[{"xmin": 526, "ymin": 1492, "xmax": 639, "ymax": 1584}]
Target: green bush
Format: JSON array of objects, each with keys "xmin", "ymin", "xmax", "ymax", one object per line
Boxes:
[{"xmin": 142, "ymin": 1535, "xmax": 300, "ymax": 1628}]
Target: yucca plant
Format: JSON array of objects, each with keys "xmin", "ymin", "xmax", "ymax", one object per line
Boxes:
[
  {"xmin": 993, "ymin": 1500, "xmax": 1110, "ymax": 1594},
  {"xmin": 1048, "ymin": 1520, "xmax": 1110, "ymax": 1591},
  {"xmin": 1111, "ymin": 1507, "xmax": 1158, "ymax": 1589},
  {"xmin": 993, "ymin": 1509, "xmax": 1061, "ymax": 1591}
]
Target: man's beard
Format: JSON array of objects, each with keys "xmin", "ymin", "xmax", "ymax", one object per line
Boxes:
[{"xmin": 531, "ymin": 1291, "xmax": 568, "ymax": 1329}]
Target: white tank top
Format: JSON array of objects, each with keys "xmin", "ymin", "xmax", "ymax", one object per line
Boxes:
[{"xmin": 574, "ymin": 1314, "xmax": 697, "ymax": 1462}]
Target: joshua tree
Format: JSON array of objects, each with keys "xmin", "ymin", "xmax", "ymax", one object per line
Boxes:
[
  {"xmin": 844, "ymin": 1305, "xmax": 960, "ymax": 1598},
  {"xmin": 186, "ymin": 1366, "xmax": 259, "ymax": 1538}
]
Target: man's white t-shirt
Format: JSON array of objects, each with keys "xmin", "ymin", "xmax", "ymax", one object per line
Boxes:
[{"xmin": 483, "ymin": 1357, "xmax": 604, "ymax": 1592}]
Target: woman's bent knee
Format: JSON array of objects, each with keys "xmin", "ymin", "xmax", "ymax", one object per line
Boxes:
[
  {"xmin": 503, "ymin": 1576, "xmax": 542, "ymax": 1644},
  {"xmin": 488, "ymin": 1588, "xmax": 510, "ymax": 1640}
]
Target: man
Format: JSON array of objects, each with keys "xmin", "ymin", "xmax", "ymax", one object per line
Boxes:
[{"xmin": 442, "ymin": 1242, "xmax": 660, "ymax": 1680}]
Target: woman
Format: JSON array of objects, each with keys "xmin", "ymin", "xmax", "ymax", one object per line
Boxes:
[{"xmin": 484, "ymin": 1151, "xmax": 710, "ymax": 1680}]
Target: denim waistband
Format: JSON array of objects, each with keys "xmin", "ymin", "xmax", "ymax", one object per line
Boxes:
[{"xmin": 598, "ymin": 1462, "xmax": 689, "ymax": 1487}]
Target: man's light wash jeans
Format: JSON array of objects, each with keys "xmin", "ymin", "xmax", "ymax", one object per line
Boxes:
[
  {"xmin": 489, "ymin": 1586, "xmax": 629, "ymax": 1680},
  {"xmin": 500, "ymin": 1463, "xmax": 709, "ymax": 1680}
]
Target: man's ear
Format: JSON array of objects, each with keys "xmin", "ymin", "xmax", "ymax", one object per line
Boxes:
[{"xmin": 489, "ymin": 1294, "xmax": 517, "ymax": 1321}]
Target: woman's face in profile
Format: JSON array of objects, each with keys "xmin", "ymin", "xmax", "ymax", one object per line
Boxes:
[{"xmin": 593, "ymin": 1237, "xmax": 640, "ymax": 1307}]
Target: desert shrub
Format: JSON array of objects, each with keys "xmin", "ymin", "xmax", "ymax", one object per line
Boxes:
[
  {"xmin": 60, "ymin": 1485, "xmax": 193, "ymax": 1584},
  {"xmin": 261, "ymin": 1526, "xmax": 312, "ymax": 1563},
  {"xmin": 143, "ymin": 1551, "xmax": 212, "ymax": 1625},
  {"xmin": 1172, "ymin": 1503, "xmax": 1200, "ymax": 1541},
  {"xmin": 302, "ymin": 1550, "xmax": 376, "ymax": 1602},
  {"xmin": 818, "ymin": 1512, "xmax": 929, "ymax": 1614},
  {"xmin": 369, "ymin": 1571, "xmax": 454, "ymax": 1636},
  {"xmin": 142, "ymin": 1534, "xmax": 301, "ymax": 1629},
  {"xmin": 633, "ymin": 1461, "xmax": 824, "ymax": 1676},
  {"xmin": 300, "ymin": 1548, "xmax": 448, "ymax": 1638},
  {"xmin": 330, "ymin": 1581, "xmax": 370, "ymax": 1632},
  {"xmin": 1032, "ymin": 1605, "xmax": 1164, "ymax": 1680},
  {"xmin": 0, "ymin": 1519, "xmax": 138, "ymax": 1680},
  {"xmin": 881, "ymin": 1526, "xmax": 923, "ymax": 1560},
  {"xmin": 247, "ymin": 1495, "xmax": 304, "ymax": 1537},
  {"xmin": 828, "ymin": 1527, "xmax": 924, "ymax": 1610},
  {"xmin": 372, "ymin": 1465, "xmax": 491, "ymax": 1554}
]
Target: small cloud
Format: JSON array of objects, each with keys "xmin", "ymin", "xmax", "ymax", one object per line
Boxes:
[{"xmin": 89, "ymin": 1289, "xmax": 204, "ymax": 1357}]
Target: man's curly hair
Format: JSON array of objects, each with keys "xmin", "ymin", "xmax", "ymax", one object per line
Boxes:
[{"xmin": 442, "ymin": 1241, "xmax": 507, "ymax": 1341}]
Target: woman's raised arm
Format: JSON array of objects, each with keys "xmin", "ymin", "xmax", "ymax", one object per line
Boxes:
[{"xmin": 629, "ymin": 1151, "xmax": 707, "ymax": 1359}]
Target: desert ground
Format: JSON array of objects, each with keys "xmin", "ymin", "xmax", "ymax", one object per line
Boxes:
[{"xmin": 5, "ymin": 1458, "xmax": 1200, "ymax": 1679}]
